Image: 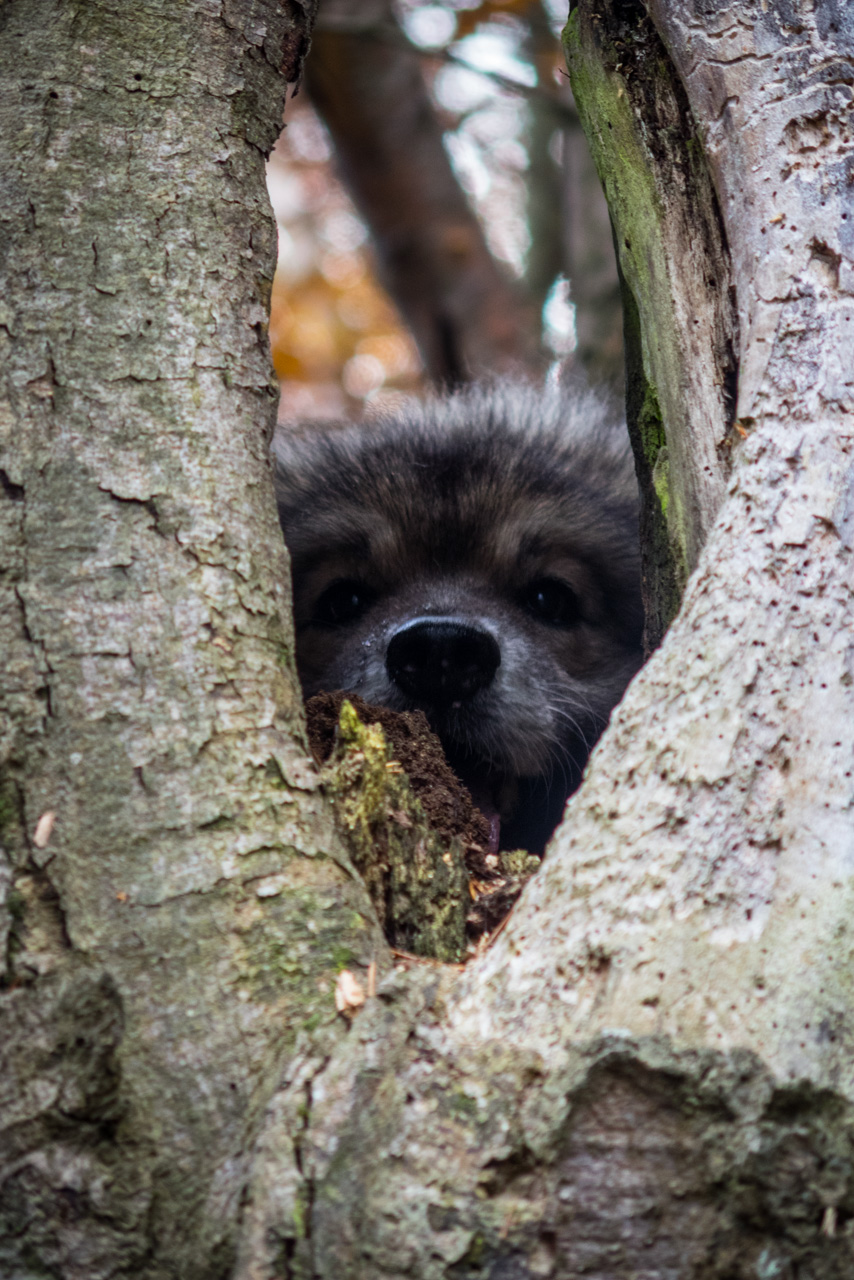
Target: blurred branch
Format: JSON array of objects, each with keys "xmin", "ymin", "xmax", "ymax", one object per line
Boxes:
[
  {"xmin": 522, "ymin": 0, "xmax": 567, "ymax": 320},
  {"xmin": 313, "ymin": 9, "xmax": 580, "ymax": 125},
  {"xmin": 306, "ymin": 0, "xmax": 542, "ymax": 382}
]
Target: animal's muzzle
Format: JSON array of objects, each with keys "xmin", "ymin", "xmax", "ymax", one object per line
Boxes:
[{"xmin": 386, "ymin": 618, "xmax": 501, "ymax": 708}]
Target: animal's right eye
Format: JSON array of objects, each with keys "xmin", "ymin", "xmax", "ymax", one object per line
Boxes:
[{"xmin": 313, "ymin": 579, "xmax": 375, "ymax": 627}]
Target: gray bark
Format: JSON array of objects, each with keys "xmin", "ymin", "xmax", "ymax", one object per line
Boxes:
[
  {"xmin": 237, "ymin": 2, "xmax": 854, "ymax": 1276},
  {"xmin": 0, "ymin": 3, "xmax": 385, "ymax": 1276},
  {"xmin": 1, "ymin": 1, "xmax": 853, "ymax": 1277}
]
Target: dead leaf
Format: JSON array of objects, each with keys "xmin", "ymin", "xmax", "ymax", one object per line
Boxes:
[
  {"xmin": 33, "ymin": 811, "xmax": 56, "ymax": 849},
  {"xmin": 335, "ymin": 969, "xmax": 365, "ymax": 1013}
]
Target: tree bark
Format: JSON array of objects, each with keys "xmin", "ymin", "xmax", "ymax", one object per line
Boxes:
[
  {"xmin": 566, "ymin": 0, "xmax": 741, "ymax": 647},
  {"xmin": 236, "ymin": 3, "xmax": 854, "ymax": 1275},
  {"xmin": 0, "ymin": 3, "xmax": 386, "ymax": 1276},
  {"xmin": 2, "ymin": 1, "xmax": 854, "ymax": 1277}
]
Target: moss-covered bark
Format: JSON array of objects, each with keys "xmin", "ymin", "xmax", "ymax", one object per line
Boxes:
[
  {"xmin": 564, "ymin": 0, "xmax": 738, "ymax": 647},
  {"xmin": 323, "ymin": 701, "xmax": 470, "ymax": 963}
]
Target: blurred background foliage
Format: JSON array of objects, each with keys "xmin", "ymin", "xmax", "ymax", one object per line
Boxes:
[
  {"xmin": 267, "ymin": 104, "xmax": 419, "ymax": 420},
  {"xmin": 267, "ymin": 0, "xmax": 622, "ymax": 422}
]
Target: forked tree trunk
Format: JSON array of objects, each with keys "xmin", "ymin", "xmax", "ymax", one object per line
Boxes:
[{"xmin": 1, "ymin": 2, "xmax": 853, "ymax": 1278}]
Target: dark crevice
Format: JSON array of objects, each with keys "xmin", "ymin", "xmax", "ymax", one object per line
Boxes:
[{"xmin": 1, "ymin": 469, "xmax": 25, "ymax": 501}]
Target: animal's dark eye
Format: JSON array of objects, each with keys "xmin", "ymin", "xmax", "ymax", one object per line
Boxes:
[
  {"xmin": 523, "ymin": 577, "xmax": 582, "ymax": 627},
  {"xmin": 313, "ymin": 579, "xmax": 375, "ymax": 627}
]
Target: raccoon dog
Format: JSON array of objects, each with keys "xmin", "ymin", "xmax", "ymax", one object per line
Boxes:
[{"xmin": 273, "ymin": 380, "xmax": 643, "ymax": 853}]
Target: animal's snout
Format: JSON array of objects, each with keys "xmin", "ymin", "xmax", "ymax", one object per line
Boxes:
[{"xmin": 386, "ymin": 618, "xmax": 501, "ymax": 707}]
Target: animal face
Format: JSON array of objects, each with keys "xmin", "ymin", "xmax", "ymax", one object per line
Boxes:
[{"xmin": 274, "ymin": 381, "xmax": 643, "ymax": 851}]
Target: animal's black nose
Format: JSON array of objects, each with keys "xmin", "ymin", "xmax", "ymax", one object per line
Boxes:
[{"xmin": 386, "ymin": 619, "xmax": 501, "ymax": 706}]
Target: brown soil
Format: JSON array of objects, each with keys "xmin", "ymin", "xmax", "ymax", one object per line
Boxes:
[
  {"xmin": 306, "ymin": 691, "xmax": 491, "ymax": 858},
  {"xmin": 305, "ymin": 692, "xmax": 541, "ymax": 943}
]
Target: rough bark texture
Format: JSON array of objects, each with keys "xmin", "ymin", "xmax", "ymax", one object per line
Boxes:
[
  {"xmin": 3, "ymin": 1, "xmax": 854, "ymax": 1277},
  {"xmin": 0, "ymin": 3, "xmax": 387, "ymax": 1277},
  {"xmin": 306, "ymin": 0, "xmax": 542, "ymax": 385},
  {"xmin": 235, "ymin": 3, "xmax": 854, "ymax": 1276}
]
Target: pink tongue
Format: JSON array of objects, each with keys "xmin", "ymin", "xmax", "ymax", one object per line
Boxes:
[
  {"xmin": 485, "ymin": 814, "xmax": 501, "ymax": 856},
  {"xmin": 465, "ymin": 781, "xmax": 501, "ymax": 855}
]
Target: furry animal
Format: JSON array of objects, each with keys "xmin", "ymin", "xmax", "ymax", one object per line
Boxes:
[{"xmin": 273, "ymin": 380, "xmax": 643, "ymax": 852}]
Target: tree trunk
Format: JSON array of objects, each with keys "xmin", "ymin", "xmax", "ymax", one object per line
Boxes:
[
  {"xmin": 0, "ymin": 4, "xmax": 385, "ymax": 1276},
  {"xmin": 238, "ymin": 3, "xmax": 854, "ymax": 1275},
  {"xmin": 522, "ymin": 0, "xmax": 626, "ymax": 391},
  {"xmin": 2, "ymin": 2, "xmax": 853, "ymax": 1278}
]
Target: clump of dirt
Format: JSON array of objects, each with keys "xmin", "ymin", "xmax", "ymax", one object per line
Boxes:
[
  {"xmin": 307, "ymin": 691, "xmax": 490, "ymax": 857},
  {"xmin": 306, "ymin": 692, "xmax": 540, "ymax": 948}
]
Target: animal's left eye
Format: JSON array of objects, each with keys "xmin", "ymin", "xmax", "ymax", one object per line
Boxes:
[{"xmin": 523, "ymin": 577, "xmax": 582, "ymax": 627}]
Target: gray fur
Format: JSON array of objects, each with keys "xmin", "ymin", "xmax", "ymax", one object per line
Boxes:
[{"xmin": 273, "ymin": 379, "xmax": 642, "ymax": 850}]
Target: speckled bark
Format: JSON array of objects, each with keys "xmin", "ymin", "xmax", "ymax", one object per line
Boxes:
[
  {"xmin": 0, "ymin": 3, "xmax": 387, "ymax": 1277},
  {"xmin": 234, "ymin": 3, "xmax": 854, "ymax": 1277}
]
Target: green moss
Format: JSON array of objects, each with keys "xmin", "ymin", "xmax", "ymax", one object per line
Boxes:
[
  {"xmin": 564, "ymin": 7, "xmax": 693, "ymax": 638},
  {"xmin": 6, "ymin": 887, "xmax": 26, "ymax": 919},
  {"xmin": 323, "ymin": 700, "xmax": 469, "ymax": 963},
  {"xmin": 651, "ymin": 448, "xmax": 670, "ymax": 519},
  {"xmin": 332, "ymin": 944, "xmax": 356, "ymax": 972},
  {"xmin": 232, "ymin": 870, "xmax": 374, "ymax": 1034},
  {"xmin": 448, "ymin": 1090, "xmax": 478, "ymax": 1118},
  {"xmin": 638, "ymin": 380, "xmax": 666, "ymax": 470},
  {"xmin": 563, "ymin": 12, "xmax": 662, "ymax": 309},
  {"xmin": 291, "ymin": 1186, "xmax": 309, "ymax": 1240},
  {"xmin": 498, "ymin": 850, "xmax": 541, "ymax": 879},
  {"xmin": 335, "ymin": 700, "xmax": 393, "ymax": 853},
  {"xmin": 456, "ymin": 1233, "xmax": 488, "ymax": 1267},
  {"xmin": 0, "ymin": 775, "xmax": 24, "ymax": 847}
]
